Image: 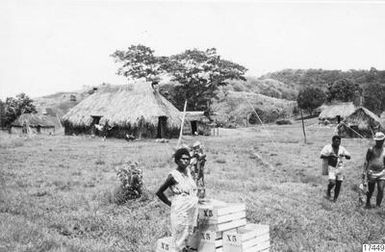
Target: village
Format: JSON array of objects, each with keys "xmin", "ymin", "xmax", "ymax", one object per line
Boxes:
[{"xmin": 2, "ymin": 1, "xmax": 385, "ymax": 252}]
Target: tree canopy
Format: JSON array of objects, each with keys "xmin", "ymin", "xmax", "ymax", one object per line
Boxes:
[
  {"xmin": 363, "ymin": 82, "xmax": 385, "ymax": 116},
  {"xmin": 326, "ymin": 79, "xmax": 362, "ymax": 103},
  {"xmin": 3, "ymin": 93, "xmax": 37, "ymax": 127},
  {"xmin": 297, "ymin": 87, "xmax": 326, "ymax": 115},
  {"xmin": 111, "ymin": 45, "xmax": 247, "ymax": 111}
]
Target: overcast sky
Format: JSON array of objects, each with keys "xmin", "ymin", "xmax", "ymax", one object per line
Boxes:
[{"xmin": 0, "ymin": 0, "xmax": 384, "ymax": 100}]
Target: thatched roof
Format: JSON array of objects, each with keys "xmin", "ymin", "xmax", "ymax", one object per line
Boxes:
[
  {"xmin": 319, "ymin": 102, "xmax": 356, "ymax": 120},
  {"xmin": 62, "ymin": 82, "xmax": 182, "ymax": 128},
  {"xmin": 344, "ymin": 107, "xmax": 385, "ymax": 130},
  {"xmin": 185, "ymin": 111, "xmax": 210, "ymax": 122},
  {"xmin": 11, "ymin": 113, "xmax": 55, "ymax": 127}
]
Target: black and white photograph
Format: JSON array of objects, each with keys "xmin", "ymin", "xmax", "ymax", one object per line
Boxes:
[{"xmin": 1, "ymin": 0, "xmax": 385, "ymax": 251}]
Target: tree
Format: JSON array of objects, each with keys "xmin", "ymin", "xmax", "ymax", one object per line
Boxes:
[
  {"xmin": 3, "ymin": 93, "xmax": 37, "ymax": 127},
  {"xmin": 111, "ymin": 45, "xmax": 247, "ymax": 111},
  {"xmin": 326, "ymin": 78, "xmax": 362, "ymax": 102},
  {"xmin": 363, "ymin": 82, "xmax": 385, "ymax": 116},
  {"xmin": 164, "ymin": 48, "xmax": 247, "ymax": 111},
  {"xmin": 0, "ymin": 99, "xmax": 5, "ymax": 128},
  {"xmin": 111, "ymin": 44, "xmax": 167, "ymax": 83},
  {"xmin": 297, "ymin": 87, "xmax": 326, "ymax": 115}
]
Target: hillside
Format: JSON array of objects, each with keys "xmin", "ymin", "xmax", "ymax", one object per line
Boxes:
[
  {"xmin": 212, "ymin": 89, "xmax": 297, "ymax": 127},
  {"xmin": 227, "ymin": 77, "xmax": 298, "ymax": 100},
  {"xmin": 257, "ymin": 68, "xmax": 385, "ymax": 92}
]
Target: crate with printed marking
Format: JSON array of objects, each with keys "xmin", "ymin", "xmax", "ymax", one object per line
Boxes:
[
  {"xmin": 156, "ymin": 236, "xmax": 175, "ymax": 252},
  {"xmin": 223, "ymin": 223, "xmax": 270, "ymax": 252},
  {"xmin": 189, "ymin": 229, "xmax": 223, "ymax": 252},
  {"xmin": 198, "ymin": 199, "xmax": 247, "ymax": 232}
]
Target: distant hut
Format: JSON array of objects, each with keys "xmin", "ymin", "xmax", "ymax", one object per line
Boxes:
[
  {"xmin": 337, "ymin": 107, "xmax": 385, "ymax": 138},
  {"xmin": 319, "ymin": 102, "xmax": 356, "ymax": 124},
  {"xmin": 183, "ymin": 111, "xmax": 211, "ymax": 136},
  {"xmin": 62, "ymin": 82, "xmax": 182, "ymax": 139},
  {"xmin": 11, "ymin": 113, "xmax": 55, "ymax": 135}
]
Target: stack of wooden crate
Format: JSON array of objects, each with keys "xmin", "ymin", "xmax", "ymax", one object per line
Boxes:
[{"xmin": 155, "ymin": 199, "xmax": 270, "ymax": 252}]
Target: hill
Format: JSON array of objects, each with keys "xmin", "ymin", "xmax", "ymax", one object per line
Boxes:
[
  {"xmin": 257, "ymin": 68, "xmax": 385, "ymax": 92},
  {"xmin": 227, "ymin": 77, "xmax": 298, "ymax": 100},
  {"xmin": 212, "ymin": 89, "xmax": 297, "ymax": 127}
]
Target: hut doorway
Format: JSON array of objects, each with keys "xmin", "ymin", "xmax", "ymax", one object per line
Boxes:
[
  {"xmin": 157, "ymin": 116, "xmax": 168, "ymax": 138},
  {"xmin": 91, "ymin": 116, "xmax": 102, "ymax": 135},
  {"xmin": 191, "ymin": 121, "xmax": 198, "ymax": 135}
]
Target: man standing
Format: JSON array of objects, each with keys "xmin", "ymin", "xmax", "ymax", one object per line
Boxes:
[
  {"xmin": 320, "ymin": 135, "xmax": 351, "ymax": 202},
  {"xmin": 363, "ymin": 132, "xmax": 385, "ymax": 209}
]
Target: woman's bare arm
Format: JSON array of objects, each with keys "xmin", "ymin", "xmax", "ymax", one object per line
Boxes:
[{"xmin": 156, "ymin": 174, "xmax": 176, "ymax": 207}]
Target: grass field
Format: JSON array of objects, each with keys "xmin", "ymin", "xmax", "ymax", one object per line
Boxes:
[{"xmin": 1, "ymin": 119, "xmax": 385, "ymax": 252}]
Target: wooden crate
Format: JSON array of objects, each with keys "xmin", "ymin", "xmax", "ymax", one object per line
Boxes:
[
  {"xmin": 156, "ymin": 237, "xmax": 175, "ymax": 252},
  {"xmin": 193, "ymin": 230, "xmax": 223, "ymax": 252},
  {"xmin": 198, "ymin": 199, "xmax": 247, "ymax": 232},
  {"xmin": 223, "ymin": 223, "xmax": 270, "ymax": 252}
]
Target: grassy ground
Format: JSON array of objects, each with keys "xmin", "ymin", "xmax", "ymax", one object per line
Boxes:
[{"xmin": 1, "ymin": 120, "xmax": 385, "ymax": 252}]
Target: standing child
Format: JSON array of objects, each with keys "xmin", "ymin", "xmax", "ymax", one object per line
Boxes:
[{"xmin": 320, "ymin": 135, "xmax": 351, "ymax": 202}]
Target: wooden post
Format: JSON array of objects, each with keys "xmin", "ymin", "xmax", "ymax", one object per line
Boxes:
[
  {"xmin": 300, "ymin": 109, "xmax": 307, "ymax": 144},
  {"xmin": 177, "ymin": 100, "xmax": 188, "ymax": 149}
]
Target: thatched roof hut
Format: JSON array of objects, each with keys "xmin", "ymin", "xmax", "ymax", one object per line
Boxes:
[
  {"xmin": 182, "ymin": 111, "xmax": 211, "ymax": 136},
  {"xmin": 337, "ymin": 107, "xmax": 385, "ymax": 138},
  {"xmin": 319, "ymin": 102, "xmax": 356, "ymax": 123},
  {"xmin": 11, "ymin": 113, "xmax": 55, "ymax": 135},
  {"xmin": 62, "ymin": 82, "xmax": 182, "ymax": 138}
]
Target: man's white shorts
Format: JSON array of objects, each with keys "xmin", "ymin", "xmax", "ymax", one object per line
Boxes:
[{"xmin": 328, "ymin": 166, "xmax": 344, "ymax": 181}]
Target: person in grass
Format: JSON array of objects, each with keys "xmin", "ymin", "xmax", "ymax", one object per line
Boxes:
[
  {"xmin": 362, "ymin": 132, "xmax": 385, "ymax": 209},
  {"xmin": 156, "ymin": 148, "xmax": 198, "ymax": 252},
  {"xmin": 320, "ymin": 135, "xmax": 351, "ymax": 202}
]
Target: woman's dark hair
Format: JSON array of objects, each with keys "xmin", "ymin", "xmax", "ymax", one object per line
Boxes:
[{"xmin": 174, "ymin": 148, "xmax": 191, "ymax": 164}]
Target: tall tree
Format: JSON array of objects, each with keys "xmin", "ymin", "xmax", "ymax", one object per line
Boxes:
[
  {"xmin": 3, "ymin": 93, "xmax": 37, "ymax": 127},
  {"xmin": 297, "ymin": 87, "xmax": 326, "ymax": 115},
  {"xmin": 111, "ymin": 45, "xmax": 247, "ymax": 111},
  {"xmin": 165, "ymin": 48, "xmax": 247, "ymax": 111},
  {"xmin": 111, "ymin": 44, "xmax": 167, "ymax": 82},
  {"xmin": 326, "ymin": 78, "xmax": 362, "ymax": 102},
  {"xmin": 363, "ymin": 82, "xmax": 385, "ymax": 116},
  {"xmin": 0, "ymin": 99, "xmax": 5, "ymax": 128}
]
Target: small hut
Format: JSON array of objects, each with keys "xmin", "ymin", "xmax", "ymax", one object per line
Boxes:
[
  {"xmin": 319, "ymin": 102, "xmax": 356, "ymax": 124},
  {"xmin": 62, "ymin": 82, "xmax": 182, "ymax": 139},
  {"xmin": 337, "ymin": 107, "xmax": 385, "ymax": 138},
  {"xmin": 182, "ymin": 111, "xmax": 211, "ymax": 136},
  {"xmin": 11, "ymin": 113, "xmax": 55, "ymax": 135}
]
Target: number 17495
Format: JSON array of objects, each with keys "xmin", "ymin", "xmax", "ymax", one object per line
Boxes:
[{"xmin": 363, "ymin": 244, "xmax": 385, "ymax": 252}]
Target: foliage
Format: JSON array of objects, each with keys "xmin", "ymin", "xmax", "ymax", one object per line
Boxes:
[
  {"xmin": 0, "ymin": 99, "xmax": 5, "ymax": 128},
  {"xmin": 3, "ymin": 93, "xmax": 37, "ymax": 127},
  {"xmin": 259, "ymin": 68, "xmax": 385, "ymax": 88},
  {"xmin": 165, "ymin": 48, "xmax": 247, "ymax": 111},
  {"xmin": 326, "ymin": 79, "xmax": 362, "ymax": 102},
  {"xmin": 111, "ymin": 44, "xmax": 167, "ymax": 83},
  {"xmin": 297, "ymin": 87, "xmax": 326, "ymax": 115},
  {"xmin": 114, "ymin": 160, "xmax": 143, "ymax": 204},
  {"xmin": 112, "ymin": 45, "xmax": 247, "ymax": 111},
  {"xmin": 363, "ymin": 82, "xmax": 385, "ymax": 116}
]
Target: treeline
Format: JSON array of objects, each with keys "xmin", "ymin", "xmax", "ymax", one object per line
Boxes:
[{"xmin": 258, "ymin": 67, "xmax": 385, "ymax": 89}]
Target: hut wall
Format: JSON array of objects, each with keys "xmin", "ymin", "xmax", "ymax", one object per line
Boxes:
[{"xmin": 64, "ymin": 124, "xmax": 179, "ymax": 139}]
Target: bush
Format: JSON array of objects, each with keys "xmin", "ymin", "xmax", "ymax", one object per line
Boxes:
[{"xmin": 276, "ymin": 119, "xmax": 292, "ymax": 125}]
